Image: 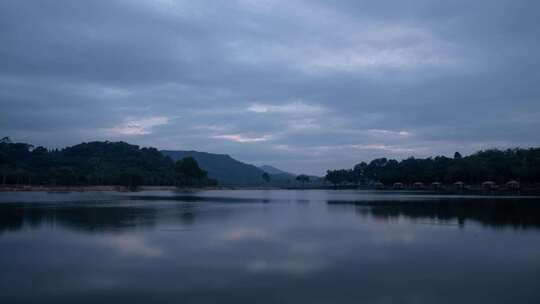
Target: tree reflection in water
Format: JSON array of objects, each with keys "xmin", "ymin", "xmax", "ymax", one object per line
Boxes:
[{"xmin": 328, "ymin": 198, "xmax": 540, "ymax": 230}]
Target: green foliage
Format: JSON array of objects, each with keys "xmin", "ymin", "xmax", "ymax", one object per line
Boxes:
[
  {"xmin": 325, "ymin": 169, "xmax": 353, "ymax": 186},
  {"xmin": 262, "ymin": 172, "xmax": 271, "ymax": 183},
  {"xmin": 326, "ymin": 148, "xmax": 540, "ymax": 185},
  {"xmin": 0, "ymin": 139, "xmax": 176, "ymax": 186},
  {"xmin": 163, "ymin": 150, "xmax": 264, "ymax": 186},
  {"xmin": 296, "ymin": 174, "xmax": 310, "ymax": 187},
  {"xmin": 174, "ymin": 157, "xmax": 208, "ymax": 186}
]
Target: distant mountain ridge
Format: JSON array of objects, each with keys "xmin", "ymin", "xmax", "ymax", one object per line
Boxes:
[
  {"xmin": 162, "ymin": 150, "xmax": 323, "ymax": 186},
  {"xmin": 259, "ymin": 165, "xmax": 294, "ymax": 176},
  {"xmin": 161, "ymin": 150, "xmax": 266, "ymax": 186}
]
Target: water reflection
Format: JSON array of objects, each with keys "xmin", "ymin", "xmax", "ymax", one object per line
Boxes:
[
  {"xmin": 0, "ymin": 201, "xmax": 232, "ymax": 234},
  {"xmin": 1, "ymin": 191, "xmax": 540, "ymax": 304},
  {"xmin": 98, "ymin": 235, "xmax": 163, "ymax": 258},
  {"xmin": 0, "ymin": 203, "xmax": 158, "ymax": 233},
  {"xmin": 328, "ymin": 198, "xmax": 540, "ymax": 229},
  {"xmin": 3, "ymin": 194, "xmax": 539, "ymax": 235}
]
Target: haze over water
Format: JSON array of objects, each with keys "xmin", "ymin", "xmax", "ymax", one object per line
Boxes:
[{"xmin": 1, "ymin": 190, "xmax": 540, "ymax": 303}]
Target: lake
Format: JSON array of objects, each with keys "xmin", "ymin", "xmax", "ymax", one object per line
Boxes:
[{"xmin": 1, "ymin": 190, "xmax": 540, "ymax": 303}]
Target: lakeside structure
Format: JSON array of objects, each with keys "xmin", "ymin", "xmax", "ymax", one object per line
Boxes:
[{"xmin": 1, "ymin": 139, "xmax": 539, "ymax": 194}]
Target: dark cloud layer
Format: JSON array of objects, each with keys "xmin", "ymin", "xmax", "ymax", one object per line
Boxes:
[{"xmin": 1, "ymin": 0, "xmax": 539, "ymax": 175}]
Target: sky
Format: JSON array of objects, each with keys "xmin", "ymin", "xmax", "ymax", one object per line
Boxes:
[{"xmin": 1, "ymin": 0, "xmax": 539, "ymax": 175}]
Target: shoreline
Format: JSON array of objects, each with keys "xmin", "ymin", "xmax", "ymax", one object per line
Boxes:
[
  {"xmin": 1, "ymin": 185, "xmax": 539, "ymax": 196},
  {"xmin": 0, "ymin": 185, "xmax": 283, "ymax": 192}
]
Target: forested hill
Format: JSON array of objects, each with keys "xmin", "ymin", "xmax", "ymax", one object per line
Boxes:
[
  {"xmin": 0, "ymin": 138, "xmax": 305, "ymax": 187},
  {"xmin": 326, "ymin": 148, "xmax": 540, "ymax": 186},
  {"xmin": 259, "ymin": 165, "xmax": 291, "ymax": 175},
  {"xmin": 161, "ymin": 150, "xmax": 265, "ymax": 186},
  {"xmin": 0, "ymin": 139, "xmax": 175, "ymax": 186}
]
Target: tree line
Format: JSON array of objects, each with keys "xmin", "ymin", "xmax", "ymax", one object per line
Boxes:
[
  {"xmin": 0, "ymin": 137, "xmax": 215, "ymax": 188},
  {"xmin": 325, "ymin": 149, "xmax": 540, "ymax": 186}
]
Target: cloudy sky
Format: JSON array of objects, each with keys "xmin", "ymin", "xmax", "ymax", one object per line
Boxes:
[{"xmin": 1, "ymin": 0, "xmax": 539, "ymax": 175}]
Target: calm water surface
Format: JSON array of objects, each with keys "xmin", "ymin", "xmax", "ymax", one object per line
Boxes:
[{"xmin": 1, "ymin": 190, "xmax": 540, "ymax": 303}]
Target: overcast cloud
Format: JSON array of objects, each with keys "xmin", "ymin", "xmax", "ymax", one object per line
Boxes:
[{"xmin": 1, "ymin": 0, "xmax": 539, "ymax": 175}]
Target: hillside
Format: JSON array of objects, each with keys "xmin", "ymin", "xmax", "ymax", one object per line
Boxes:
[
  {"xmin": 0, "ymin": 140, "xmax": 176, "ymax": 186},
  {"xmin": 325, "ymin": 148, "xmax": 540, "ymax": 185},
  {"xmin": 161, "ymin": 150, "xmax": 266, "ymax": 186},
  {"xmin": 0, "ymin": 138, "xmax": 316, "ymax": 187},
  {"xmin": 259, "ymin": 165, "xmax": 292, "ymax": 175}
]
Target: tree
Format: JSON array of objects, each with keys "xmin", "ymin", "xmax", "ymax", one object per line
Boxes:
[
  {"xmin": 325, "ymin": 148, "xmax": 540, "ymax": 186},
  {"xmin": 175, "ymin": 157, "xmax": 207, "ymax": 186},
  {"xmin": 0, "ymin": 151, "xmax": 9, "ymax": 185},
  {"xmin": 120, "ymin": 168, "xmax": 144, "ymax": 190},
  {"xmin": 262, "ymin": 172, "xmax": 271, "ymax": 183},
  {"xmin": 296, "ymin": 174, "xmax": 310, "ymax": 188},
  {"xmin": 353, "ymin": 162, "xmax": 367, "ymax": 185},
  {"xmin": 325, "ymin": 170, "xmax": 339, "ymax": 187},
  {"xmin": 325, "ymin": 169, "xmax": 350, "ymax": 187},
  {"xmin": 0, "ymin": 140, "xmax": 177, "ymax": 187}
]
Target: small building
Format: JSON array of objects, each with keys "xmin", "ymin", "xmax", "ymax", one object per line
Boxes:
[
  {"xmin": 413, "ymin": 182, "xmax": 425, "ymax": 189},
  {"xmin": 393, "ymin": 182, "xmax": 404, "ymax": 190},
  {"xmin": 454, "ymin": 181, "xmax": 466, "ymax": 189},
  {"xmin": 431, "ymin": 182, "xmax": 442, "ymax": 190},
  {"xmin": 482, "ymin": 181, "xmax": 497, "ymax": 190},
  {"xmin": 506, "ymin": 180, "xmax": 520, "ymax": 190}
]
